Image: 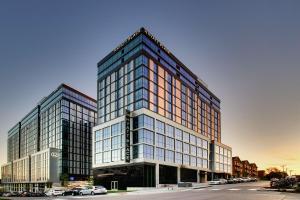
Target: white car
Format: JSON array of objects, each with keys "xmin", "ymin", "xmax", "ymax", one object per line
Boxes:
[
  {"xmin": 45, "ymin": 189, "xmax": 64, "ymax": 196},
  {"xmin": 219, "ymin": 178, "xmax": 227, "ymax": 184},
  {"xmin": 79, "ymin": 186, "xmax": 107, "ymax": 195},
  {"xmin": 209, "ymin": 179, "xmax": 221, "ymax": 185},
  {"xmin": 209, "ymin": 179, "xmax": 227, "ymax": 185}
]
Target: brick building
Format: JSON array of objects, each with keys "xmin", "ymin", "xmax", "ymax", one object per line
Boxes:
[{"xmin": 232, "ymin": 157, "xmax": 258, "ymax": 177}]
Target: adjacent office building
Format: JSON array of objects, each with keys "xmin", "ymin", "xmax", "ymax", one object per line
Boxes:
[
  {"xmin": 1, "ymin": 84, "xmax": 97, "ymax": 192},
  {"xmin": 92, "ymin": 28, "xmax": 232, "ymax": 189}
]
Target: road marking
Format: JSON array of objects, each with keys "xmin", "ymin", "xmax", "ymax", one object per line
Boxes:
[
  {"xmin": 210, "ymin": 188, "xmax": 222, "ymax": 191},
  {"xmin": 228, "ymin": 188, "xmax": 240, "ymax": 191},
  {"xmin": 248, "ymin": 188, "xmax": 257, "ymax": 191}
]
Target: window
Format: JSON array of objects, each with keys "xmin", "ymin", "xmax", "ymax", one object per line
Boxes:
[
  {"xmin": 156, "ymin": 148, "xmax": 164, "ymax": 161},
  {"xmin": 175, "ymin": 152, "xmax": 182, "ymax": 164},
  {"xmin": 103, "ymin": 139, "xmax": 111, "ymax": 151},
  {"xmin": 183, "ymin": 132, "xmax": 189, "ymax": 143},
  {"xmin": 166, "ymin": 137, "xmax": 174, "ymax": 150},
  {"xmin": 175, "ymin": 128, "xmax": 182, "ymax": 140},
  {"xmin": 135, "ymin": 77, "xmax": 148, "ymax": 90},
  {"xmin": 165, "ymin": 150, "xmax": 174, "ymax": 163},
  {"xmin": 103, "ymin": 127, "xmax": 110, "ymax": 139},
  {"xmin": 175, "ymin": 140, "xmax": 182, "ymax": 152},
  {"xmin": 156, "ymin": 120, "xmax": 165, "ymax": 133},
  {"xmin": 203, "ymin": 149, "xmax": 208, "ymax": 159},
  {"xmin": 183, "ymin": 143, "xmax": 189, "ymax": 154},
  {"xmin": 135, "ymin": 88, "xmax": 148, "ymax": 101},
  {"xmin": 183, "ymin": 154, "xmax": 189, "ymax": 165},
  {"xmin": 95, "ymin": 153, "xmax": 102, "ymax": 164},
  {"xmin": 197, "ymin": 158, "xmax": 202, "ymax": 167},
  {"xmin": 190, "ymin": 145, "xmax": 196, "ymax": 156},
  {"xmin": 190, "ymin": 156, "xmax": 196, "ymax": 167},
  {"xmin": 111, "ymin": 123, "xmax": 121, "ymax": 137},
  {"xmin": 111, "ymin": 149, "xmax": 120, "ymax": 162},
  {"xmin": 190, "ymin": 135, "xmax": 196, "ymax": 145},
  {"xmin": 111, "ymin": 136, "xmax": 121, "ymax": 149},
  {"xmin": 95, "ymin": 141, "xmax": 102, "ymax": 153},
  {"xmin": 135, "ymin": 66, "xmax": 149, "ymax": 78},
  {"xmin": 202, "ymin": 140, "xmax": 208, "ymax": 149},
  {"xmin": 197, "ymin": 147, "xmax": 202, "ymax": 158},
  {"xmin": 95, "ymin": 130, "xmax": 102, "ymax": 141},
  {"xmin": 165, "ymin": 124, "xmax": 174, "ymax": 137},
  {"xmin": 103, "ymin": 151, "xmax": 111, "ymax": 163},
  {"xmin": 144, "ymin": 145, "xmax": 154, "ymax": 159},
  {"xmin": 133, "ymin": 115, "xmax": 154, "ymax": 130},
  {"xmin": 133, "ymin": 129, "xmax": 154, "ymax": 145},
  {"xmin": 156, "ymin": 134, "xmax": 165, "ymax": 148},
  {"xmin": 133, "ymin": 145, "xmax": 142, "ymax": 159},
  {"xmin": 196, "ymin": 137, "xmax": 202, "ymax": 147}
]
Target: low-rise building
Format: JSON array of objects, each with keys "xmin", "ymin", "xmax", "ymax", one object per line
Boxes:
[
  {"xmin": 250, "ymin": 163, "xmax": 258, "ymax": 177},
  {"xmin": 232, "ymin": 157, "xmax": 258, "ymax": 177},
  {"xmin": 232, "ymin": 156, "xmax": 243, "ymax": 177},
  {"xmin": 258, "ymin": 170, "xmax": 265, "ymax": 179}
]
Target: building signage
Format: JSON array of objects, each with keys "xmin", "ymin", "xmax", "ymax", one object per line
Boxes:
[
  {"xmin": 125, "ymin": 110, "xmax": 131, "ymax": 163},
  {"xmin": 51, "ymin": 152, "xmax": 59, "ymax": 158}
]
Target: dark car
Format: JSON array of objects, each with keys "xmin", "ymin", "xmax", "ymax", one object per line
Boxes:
[
  {"xmin": 226, "ymin": 178, "xmax": 235, "ymax": 184},
  {"xmin": 62, "ymin": 188, "xmax": 82, "ymax": 196}
]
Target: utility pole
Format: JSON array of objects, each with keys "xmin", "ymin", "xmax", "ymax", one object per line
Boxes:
[{"xmin": 289, "ymin": 170, "xmax": 294, "ymax": 176}]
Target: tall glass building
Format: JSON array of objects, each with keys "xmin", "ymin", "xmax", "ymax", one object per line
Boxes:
[
  {"xmin": 1, "ymin": 84, "xmax": 97, "ymax": 192},
  {"xmin": 93, "ymin": 28, "xmax": 232, "ymax": 189}
]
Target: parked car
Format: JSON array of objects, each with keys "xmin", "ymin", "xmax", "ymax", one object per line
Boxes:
[
  {"xmin": 209, "ymin": 179, "xmax": 227, "ymax": 185},
  {"xmin": 236, "ymin": 178, "xmax": 243, "ymax": 183},
  {"xmin": 226, "ymin": 178, "xmax": 235, "ymax": 184},
  {"xmin": 250, "ymin": 177, "xmax": 257, "ymax": 182},
  {"xmin": 45, "ymin": 189, "xmax": 64, "ymax": 196},
  {"xmin": 2, "ymin": 192, "xmax": 19, "ymax": 197},
  {"xmin": 219, "ymin": 179, "xmax": 227, "ymax": 184},
  {"xmin": 79, "ymin": 186, "xmax": 107, "ymax": 195},
  {"xmin": 62, "ymin": 188, "xmax": 82, "ymax": 196},
  {"xmin": 241, "ymin": 177, "xmax": 251, "ymax": 182}
]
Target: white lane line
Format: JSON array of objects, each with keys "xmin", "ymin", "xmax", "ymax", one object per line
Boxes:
[
  {"xmin": 248, "ymin": 188, "xmax": 257, "ymax": 191},
  {"xmin": 210, "ymin": 188, "xmax": 222, "ymax": 191},
  {"xmin": 228, "ymin": 188, "xmax": 240, "ymax": 191}
]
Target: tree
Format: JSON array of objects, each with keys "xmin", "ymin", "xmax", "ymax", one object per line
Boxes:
[
  {"xmin": 265, "ymin": 167, "xmax": 288, "ymax": 180},
  {"xmin": 87, "ymin": 176, "xmax": 94, "ymax": 186},
  {"xmin": 60, "ymin": 173, "xmax": 69, "ymax": 187}
]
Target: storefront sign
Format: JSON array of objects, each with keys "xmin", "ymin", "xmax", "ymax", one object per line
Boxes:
[{"xmin": 125, "ymin": 110, "xmax": 131, "ymax": 163}]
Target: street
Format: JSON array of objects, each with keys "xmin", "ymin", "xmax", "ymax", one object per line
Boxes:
[{"xmin": 7, "ymin": 181, "xmax": 300, "ymax": 200}]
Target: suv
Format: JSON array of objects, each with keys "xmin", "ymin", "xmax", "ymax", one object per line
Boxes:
[{"xmin": 79, "ymin": 186, "xmax": 107, "ymax": 195}]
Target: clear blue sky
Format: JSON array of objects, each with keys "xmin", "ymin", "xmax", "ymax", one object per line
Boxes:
[{"xmin": 0, "ymin": 0, "xmax": 300, "ymax": 174}]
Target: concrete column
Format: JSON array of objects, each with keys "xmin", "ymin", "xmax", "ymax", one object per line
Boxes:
[
  {"xmin": 204, "ymin": 172, "xmax": 207, "ymax": 182},
  {"xmin": 155, "ymin": 163, "xmax": 159, "ymax": 187},
  {"xmin": 197, "ymin": 170, "xmax": 200, "ymax": 183},
  {"xmin": 177, "ymin": 167, "xmax": 181, "ymax": 183}
]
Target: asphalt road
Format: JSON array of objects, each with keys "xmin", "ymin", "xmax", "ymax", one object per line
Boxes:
[{"xmin": 6, "ymin": 181, "xmax": 300, "ymax": 200}]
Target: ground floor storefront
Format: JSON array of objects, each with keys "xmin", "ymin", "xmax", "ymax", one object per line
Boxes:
[
  {"xmin": 93, "ymin": 163, "xmax": 208, "ymax": 190},
  {"xmin": 1, "ymin": 182, "xmax": 53, "ymax": 192}
]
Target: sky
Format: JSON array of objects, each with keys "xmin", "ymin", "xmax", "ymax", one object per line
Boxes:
[{"xmin": 0, "ymin": 0, "xmax": 299, "ymax": 176}]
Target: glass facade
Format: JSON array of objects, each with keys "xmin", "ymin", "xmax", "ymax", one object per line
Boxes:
[
  {"xmin": 1, "ymin": 84, "xmax": 97, "ymax": 191},
  {"xmin": 94, "ymin": 114, "xmax": 209, "ymax": 170},
  {"xmin": 213, "ymin": 144, "xmax": 232, "ymax": 174},
  {"xmin": 97, "ymin": 54, "xmax": 221, "ymax": 142}
]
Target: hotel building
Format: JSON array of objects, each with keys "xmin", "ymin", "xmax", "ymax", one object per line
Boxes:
[
  {"xmin": 92, "ymin": 28, "xmax": 232, "ymax": 189},
  {"xmin": 1, "ymin": 84, "xmax": 97, "ymax": 192}
]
